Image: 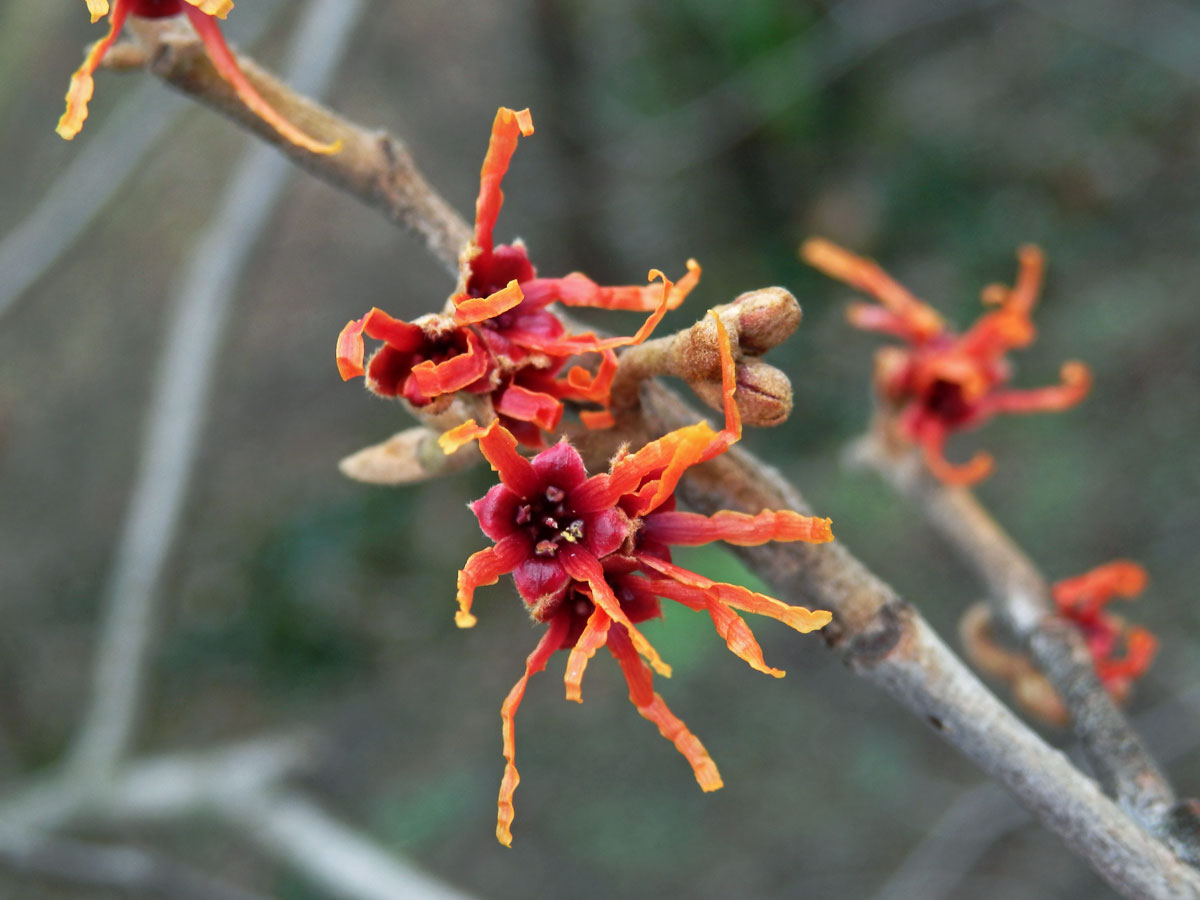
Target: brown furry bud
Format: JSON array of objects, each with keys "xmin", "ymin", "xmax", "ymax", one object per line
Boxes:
[{"xmin": 692, "ymin": 359, "xmax": 793, "ymax": 427}]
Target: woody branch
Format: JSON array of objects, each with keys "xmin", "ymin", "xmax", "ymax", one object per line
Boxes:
[{"xmin": 116, "ymin": 19, "xmax": 1198, "ymax": 900}]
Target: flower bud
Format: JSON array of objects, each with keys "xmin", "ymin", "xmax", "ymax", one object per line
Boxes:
[
  {"xmin": 723, "ymin": 287, "xmax": 802, "ymax": 354},
  {"xmin": 691, "ymin": 359, "xmax": 793, "ymax": 427}
]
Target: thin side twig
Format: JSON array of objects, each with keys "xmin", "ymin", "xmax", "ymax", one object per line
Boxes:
[{"xmin": 853, "ymin": 428, "xmax": 1200, "ymax": 862}]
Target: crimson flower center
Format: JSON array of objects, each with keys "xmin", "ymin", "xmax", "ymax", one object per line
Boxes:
[
  {"xmin": 516, "ymin": 485, "xmax": 585, "ymax": 557},
  {"xmin": 926, "ymin": 377, "xmax": 973, "ymax": 424}
]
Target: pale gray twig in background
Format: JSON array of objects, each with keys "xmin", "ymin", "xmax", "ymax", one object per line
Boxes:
[
  {"xmin": 0, "ymin": 825, "xmax": 268, "ymax": 900},
  {"xmin": 67, "ymin": 0, "xmax": 365, "ymax": 782},
  {"xmin": 0, "ymin": 0, "xmax": 282, "ymax": 325}
]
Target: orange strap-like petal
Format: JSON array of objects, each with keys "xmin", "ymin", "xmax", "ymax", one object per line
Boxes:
[
  {"xmin": 642, "ymin": 509, "xmax": 833, "ymax": 547},
  {"xmin": 86, "ymin": 0, "xmax": 109, "ymax": 23},
  {"xmin": 496, "ymin": 612, "xmax": 570, "ymax": 848},
  {"xmin": 475, "ymin": 107, "xmax": 534, "ymax": 255},
  {"xmin": 802, "ymin": 237, "xmax": 943, "ymax": 342},
  {"xmin": 910, "ymin": 415, "xmax": 994, "ymax": 486},
  {"xmin": 438, "ymin": 419, "xmax": 541, "ymax": 498},
  {"xmin": 494, "ymin": 384, "xmax": 563, "ymax": 433},
  {"xmin": 453, "ymin": 280, "xmax": 524, "ymax": 327},
  {"xmin": 184, "ymin": 0, "xmax": 234, "ymax": 17},
  {"xmin": 454, "ymin": 533, "xmax": 528, "ymax": 628},
  {"xmin": 184, "ymin": 7, "xmax": 340, "ymax": 155},
  {"xmin": 644, "ymin": 576, "xmax": 784, "ymax": 678},
  {"xmin": 638, "ymin": 554, "xmax": 832, "ymax": 635},
  {"xmin": 525, "ymin": 258, "xmax": 701, "ymax": 312},
  {"xmin": 409, "ymin": 331, "xmax": 491, "ymax": 399},
  {"xmin": 606, "ymin": 624, "xmax": 723, "ymax": 792},
  {"xmin": 982, "ymin": 362, "xmax": 1091, "ymax": 417},
  {"xmin": 1054, "ymin": 560, "xmax": 1148, "ymax": 620},
  {"xmin": 563, "ymin": 603, "xmax": 611, "ymax": 702},
  {"xmin": 560, "ymin": 546, "xmax": 671, "ymax": 678},
  {"xmin": 335, "ymin": 317, "xmax": 368, "ymax": 380},
  {"xmin": 57, "ymin": 2, "xmax": 131, "ymax": 140}
]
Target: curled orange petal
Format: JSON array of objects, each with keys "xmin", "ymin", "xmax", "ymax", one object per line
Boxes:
[
  {"xmin": 58, "ymin": 3, "xmax": 130, "ymax": 140},
  {"xmin": 560, "ymin": 546, "xmax": 671, "ymax": 678},
  {"xmin": 476, "ymin": 107, "xmax": 534, "ymax": 255},
  {"xmin": 497, "ymin": 612, "xmax": 569, "ymax": 847},
  {"xmin": 335, "ymin": 317, "xmax": 367, "ymax": 380},
  {"xmin": 580, "ymin": 410, "xmax": 615, "ymax": 430},
  {"xmin": 563, "ymin": 604, "xmax": 611, "ymax": 702},
  {"xmin": 637, "ymin": 554, "xmax": 832, "ymax": 635},
  {"xmin": 495, "ymin": 384, "xmax": 564, "ymax": 433},
  {"xmin": 184, "ymin": 0, "xmax": 234, "ymax": 17},
  {"xmin": 453, "ymin": 280, "xmax": 524, "ymax": 326},
  {"xmin": 643, "ymin": 509, "xmax": 833, "ymax": 547},
  {"xmin": 439, "ymin": 418, "xmax": 541, "ymax": 498},
  {"xmin": 86, "ymin": 0, "xmax": 109, "ymax": 23},
  {"xmin": 606, "ymin": 625, "xmax": 722, "ymax": 791},
  {"xmin": 984, "ymin": 362, "xmax": 1091, "ymax": 416},
  {"xmin": 802, "ymin": 237, "xmax": 943, "ymax": 341},
  {"xmin": 455, "ymin": 534, "xmax": 528, "ymax": 628}
]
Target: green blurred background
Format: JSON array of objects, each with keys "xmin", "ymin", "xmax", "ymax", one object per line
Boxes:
[{"xmin": 2, "ymin": 0, "xmax": 1198, "ymax": 897}]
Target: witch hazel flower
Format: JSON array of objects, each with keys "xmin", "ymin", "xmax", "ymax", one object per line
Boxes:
[
  {"xmin": 802, "ymin": 238, "xmax": 1091, "ymax": 484},
  {"xmin": 1054, "ymin": 561, "xmax": 1157, "ymax": 701},
  {"xmin": 338, "ymin": 107, "xmax": 699, "ymax": 447},
  {"xmin": 59, "ymin": 1, "xmax": 338, "ymax": 154},
  {"xmin": 439, "ymin": 313, "xmax": 833, "ymax": 846}
]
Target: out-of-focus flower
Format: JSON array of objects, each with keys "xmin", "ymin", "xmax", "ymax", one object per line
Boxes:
[
  {"xmin": 338, "ymin": 108, "xmax": 699, "ymax": 447},
  {"xmin": 59, "ymin": 0, "xmax": 338, "ymax": 154},
  {"xmin": 802, "ymin": 238, "xmax": 1090, "ymax": 484},
  {"xmin": 1054, "ymin": 561, "xmax": 1156, "ymax": 701},
  {"xmin": 440, "ymin": 313, "xmax": 833, "ymax": 846}
]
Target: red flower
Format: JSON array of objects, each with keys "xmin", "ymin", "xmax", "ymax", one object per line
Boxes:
[
  {"xmin": 1054, "ymin": 561, "xmax": 1156, "ymax": 700},
  {"xmin": 440, "ymin": 313, "xmax": 834, "ymax": 846},
  {"xmin": 59, "ymin": 0, "xmax": 338, "ymax": 154},
  {"xmin": 337, "ymin": 108, "xmax": 700, "ymax": 446},
  {"xmin": 803, "ymin": 238, "xmax": 1091, "ymax": 484}
]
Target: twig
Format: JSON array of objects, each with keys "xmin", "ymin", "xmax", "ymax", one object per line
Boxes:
[
  {"xmin": 873, "ymin": 680, "xmax": 1200, "ymax": 900},
  {"xmin": 217, "ymin": 790, "xmax": 477, "ymax": 900},
  {"xmin": 0, "ymin": 825, "xmax": 268, "ymax": 900},
  {"xmin": 125, "ymin": 22, "xmax": 1200, "ymax": 898},
  {"xmin": 1, "ymin": 733, "xmax": 474, "ymax": 900},
  {"xmin": 67, "ymin": 0, "xmax": 367, "ymax": 784},
  {"xmin": 853, "ymin": 428, "xmax": 1200, "ymax": 862}
]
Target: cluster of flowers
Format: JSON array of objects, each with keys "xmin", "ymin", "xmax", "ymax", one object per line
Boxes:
[
  {"xmin": 336, "ymin": 107, "xmax": 699, "ymax": 447},
  {"xmin": 803, "ymin": 238, "xmax": 1091, "ymax": 485}
]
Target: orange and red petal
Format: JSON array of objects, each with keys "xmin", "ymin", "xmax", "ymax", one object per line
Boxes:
[
  {"xmin": 642, "ymin": 509, "xmax": 833, "ymax": 547},
  {"xmin": 637, "ymin": 554, "xmax": 833, "ymax": 635},
  {"xmin": 58, "ymin": 2, "xmax": 131, "ymax": 140},
  {"xmin": 494, "ymin": 383, "xmax": 563, "ymax": 434},
  {"xmin": 982, "ymin": 362, "xmax": 1091, "ymax": 416},
  {"xmin": 440, "ymin": 419, "xmax": 542, "ymax": 498},
  {"xmin": 560, "ymin": 545, "xmax": 671, "ymax": 677},
  {"xmin": 475, "ymin": 107, "xmax": 534, "ymax": 256},
  {"xmin": 802, "ymin": 238, "xmax": 944, "ymax": 342},
  {"xmin": 1096, "ymin": 627, "xmax": 1157, "ymax": 687},
  {"xmin": 335, "ymin": 317, "xmax": 368, "ymax": 380},
  {"xmin": 563, "ymin": 604, "xmax": 612, "ymax": 702},
  {"xmin": 1054, "ymin": 560, "xmax": 1148, "ymax": 620},
  {"xmin": 646, "ymin": 576, "xmax": 784, "ymax": 678},
  {"xmin": 497, "ymin": 611, "xmax": 570, "ymax": 847},
  {"xmin": 522, "ymin": 258, "xmax": 701, "ymax": 312},
  {"xmin": 184, "ymin": 0, "xmax": 234, "ymax": 17},
  {"xmin": 455, "ymin": 533, "xmax": 529, "ymax": 628},
  {"xmin": 606, "ymin": 625, "xmax": 723, "ymax": 791},
  {"xmin": 912, "ymin": 417, "xmax": 994, "ymax": 486},
  {"xmin": 580, "ymin": 410, "xmax": 616, "ymax": 430},
  {"xmin": 409, "ymin": 331, "xmax": 491, "ymax": 399},
  {"xmin": 452, "ymin": 280, "xmax": 524, "ymax": 327},
  {"xmin": 184, "ymin": 7, "xmax": 340, "ymax": 154}
]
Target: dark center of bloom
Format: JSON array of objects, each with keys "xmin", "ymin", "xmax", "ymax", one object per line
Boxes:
[
  {"xmin": 129, "ymin": 0, "xmax": 188, "ymax": 18},
  {"xmin": 515, "ymin": 484, "xmax": 586, "ymax": 557},
  {"xmin": 926, "ymin": 377, "xmax": 973, "ymax": 425}
]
